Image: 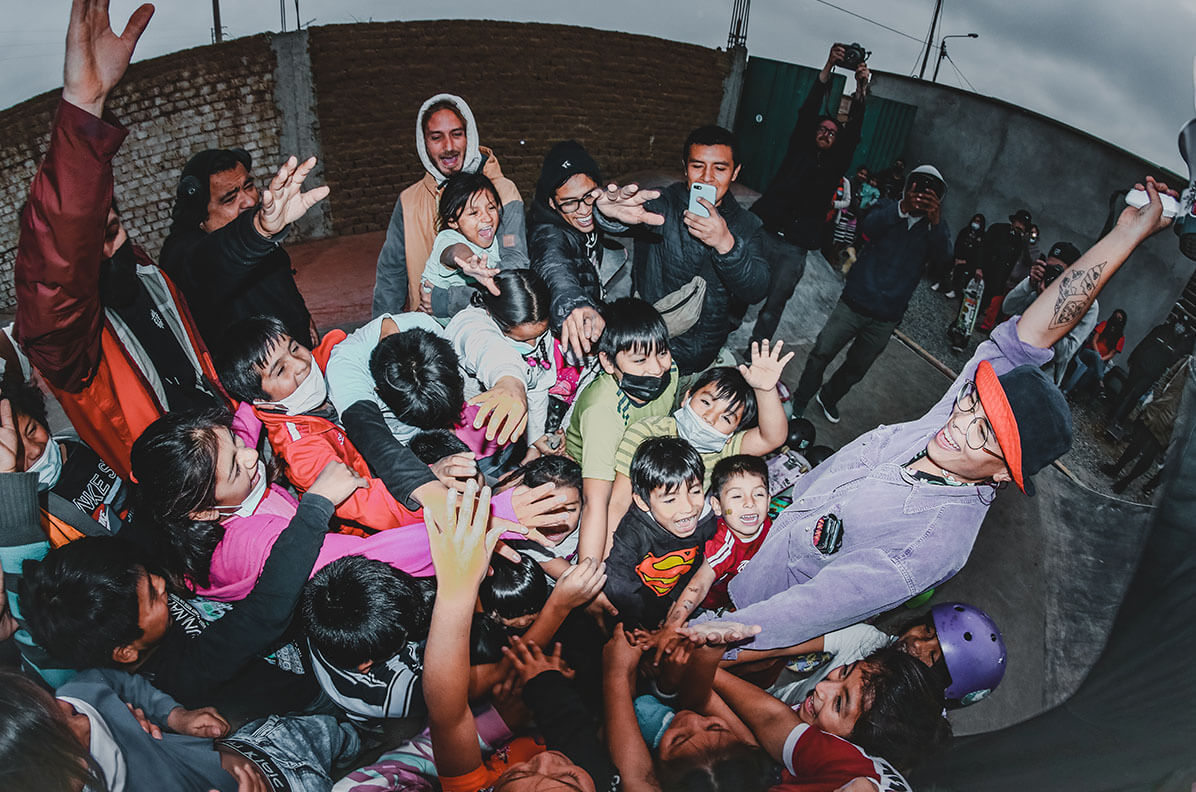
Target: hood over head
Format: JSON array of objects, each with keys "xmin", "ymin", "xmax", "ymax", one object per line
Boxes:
[{"xmin": 416, "ymin": 93, "xmax": 482, "ymax": 185}]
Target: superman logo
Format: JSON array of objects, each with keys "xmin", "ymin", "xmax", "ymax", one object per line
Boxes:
[{"xmin": 635, "ymin": 547, "xmax": 698, "ymax": 596}]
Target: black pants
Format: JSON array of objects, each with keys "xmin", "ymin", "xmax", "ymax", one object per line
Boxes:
[
  {"xmin": 1108, "ymin": 421, "xmax": 1163, "ymax": 487},
  {"xmin": 750, "ymin": 231, "xmax": 807, "ymax": 345},
  {"xmin": 793, "ymin": 299, "xmax": 898, "ymax": 410}
]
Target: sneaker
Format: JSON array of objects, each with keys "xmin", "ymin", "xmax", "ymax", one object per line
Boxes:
[
  {"xmin": 816, "ymin": 391, "xmax": 840, "ymax": 423},
  {"xmin": 930, "ymin": 282, "xmax": 940, "ymax": 292},
  {"xmin": 944, "ymin": 289, "xmax": 957, "ymax": 299}
]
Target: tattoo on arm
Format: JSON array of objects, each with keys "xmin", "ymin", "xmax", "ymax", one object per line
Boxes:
[
  {"xmin": 1050, "ymin": 261, "xmax": 1106, "ymax": 329},
  {"xmin": 667, "ymin": 584, "xmax": 703, "ymax": 626}
]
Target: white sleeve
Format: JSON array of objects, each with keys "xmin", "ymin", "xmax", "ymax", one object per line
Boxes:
[
  {"xmin": 446, "ymin": 307, "xmax": 527, "ymax": 390},
  {"xmin": 823, "ymin": 623, "xmax": 891, "ymax": 663},
  {"xmin": 326, "ymin": 314, "xmax": 389, "ymax": 417}
]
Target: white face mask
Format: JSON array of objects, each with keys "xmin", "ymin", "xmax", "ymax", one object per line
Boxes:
[
  {"xmin": 512, "ymin": 331, "xmax": 553, "ymax": 370},
  {"xmin": 673, "ymin": 401, "xmax": 731, "ymax": 455},
  {"xmin": 214, "ymin": 460, "xmax": 269, "ymax": 519},
  {"xmin": 27, "ymin": 436, "xmax": 63, "ymax": 492},
  {"xmin": 255, "ymin": 362, "xmax": 327, "ymax": 416}
]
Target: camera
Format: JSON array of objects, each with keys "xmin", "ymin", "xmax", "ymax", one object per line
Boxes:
[
  {"xmin": 836, "ymin": 42, "xmax": 870, "ymax": 70},
  {"xmin": 1042, "ymin": 262, "xmax": 1066, "ymax": 287}
]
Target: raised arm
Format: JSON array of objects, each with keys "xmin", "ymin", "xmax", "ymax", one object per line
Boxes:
[
  {"xmin": 15, "ymin": 0, "xmax": 153, "ymax": 390},
  {"xmin": 1019, "ymin": 177, "xmax": 1174, "ymax": 349},
  {"xmin": 711, "ymin": 667, "xmax": 802, "ymax": 761},
  {"xmin": 424, "ymin": 482, "xmax": 509, "ymax": 779}
]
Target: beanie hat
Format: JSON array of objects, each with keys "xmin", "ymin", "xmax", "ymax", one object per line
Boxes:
[
  {"xmin": 1047, "ymin": 241, "xmax": 1081, "ymax": 266},
  {"xmin": 974, "ymin": 360, "xmax": 1072, "ymax": 494},
  {"xmin": 534, "ymin": 140, "xmax": 602, "ymax": 209}
]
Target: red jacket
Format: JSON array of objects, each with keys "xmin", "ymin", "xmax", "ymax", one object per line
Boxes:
[
  {"xmin": 249, "ymin": 332, "xmax": 423, "ymax": 532},
  {"xmin": 15, "ymin": 101, "xmax": 227, "ymax": 479}
]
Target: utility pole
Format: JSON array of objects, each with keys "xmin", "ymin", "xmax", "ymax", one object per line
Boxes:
[
  {"xmin": 280, "ymin": 0, "xmax": 286, "ymax": 32},
  {"xmin": 917, "ymin": 0, "xmax": 943, "ymax": 79},
  {"xmin": 211, "ymin": 0, "xmax": 223, "ymax": 43}
]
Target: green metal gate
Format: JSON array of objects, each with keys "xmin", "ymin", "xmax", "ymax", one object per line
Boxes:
[{"xmin": 734, "ymin": 56, "xmax": 917, "ymax": 194}]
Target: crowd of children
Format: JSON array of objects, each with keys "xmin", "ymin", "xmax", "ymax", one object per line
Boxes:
[{"xmin": 0, "ymin": 2, "xmax": 1183, "ymax": 791}]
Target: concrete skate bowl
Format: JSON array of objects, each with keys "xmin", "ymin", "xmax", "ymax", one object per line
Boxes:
[{"xmin": 914, "ymin": 363, "xmax": 1196, "ymax": 790}]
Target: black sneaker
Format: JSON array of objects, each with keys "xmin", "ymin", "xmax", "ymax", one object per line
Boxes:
[{"xmin": 816, "ymin": 392, "xmax": 840, "ymax": 424}]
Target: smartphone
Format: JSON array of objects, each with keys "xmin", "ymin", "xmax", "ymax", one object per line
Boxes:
[{"xmin": 688, "ymin": 182, "xmax": 718, "ymax": 217}]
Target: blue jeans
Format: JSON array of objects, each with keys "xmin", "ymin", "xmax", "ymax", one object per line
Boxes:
[
  {"xmin": 221, "ymin": 714, "xmax": 361, "ymax": 792},
  {"xmin": 1063, "ymin": 347, "xmax": 1105, "ymax": 394}
]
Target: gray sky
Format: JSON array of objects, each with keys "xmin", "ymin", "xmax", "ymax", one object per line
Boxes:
[{"xmin": 3, "ymin": 0, "xmax": 1193, "ymax": 174}]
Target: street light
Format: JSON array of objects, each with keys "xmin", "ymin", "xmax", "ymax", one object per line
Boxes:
[{"xmin": 932, "ymin": 33, "xmax": 978, "ymax": 84}]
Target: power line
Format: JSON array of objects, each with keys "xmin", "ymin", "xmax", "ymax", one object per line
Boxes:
[
  {"xmin": 947, "ymin": 50, "xmax": 975, "ymax": 92},
  {"xmin": 807, "ymin": 0, "xmax": 924, "ymax": 44}
]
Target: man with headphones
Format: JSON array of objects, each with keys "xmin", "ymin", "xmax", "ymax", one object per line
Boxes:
[{"xmin": 160, "ymin": 147, "xmax": 327, "ymax": 349}]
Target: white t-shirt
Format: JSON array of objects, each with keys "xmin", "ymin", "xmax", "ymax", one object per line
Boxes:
[{"xmin": 325, "ymin": 311, "xmax": 446, "ymax": 443}]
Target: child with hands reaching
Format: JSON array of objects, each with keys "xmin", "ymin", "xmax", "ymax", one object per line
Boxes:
[{"xmin": 422, "ymin": 480, "xmax": 607, "ymax": 792}]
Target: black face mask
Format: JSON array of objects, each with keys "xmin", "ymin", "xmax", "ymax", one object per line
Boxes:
[
  {"xmin": 98, "ymin": 239, "xmax": 140, "ymax": 310},
  {"xmin": 617, "ymin": 370, "xmax": 670, "ymax": 403}
]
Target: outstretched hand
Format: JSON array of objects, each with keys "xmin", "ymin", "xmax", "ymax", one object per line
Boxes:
[
  {"xmin": 254, "ymin": 156, "xmax": 330, "ymax": 237},
  {"xmin": 468, "ymin": 376, "xmax": 529, "ymax": 445},
  {"xmin": 425, "ymin": 480, "xmax": 506, "ymax": 596},
  {"xmin": 739, "ymin": 339, "xmax": 795, "ymax": 392},
  {"xmin": 1116, "ymin": 176, "xmax": 1178, "ymax": 242},
  {"xmin": 455, "ymin": 251, "xmax": 501, "ymax": 296},
  {"xmin": 595, "ymin": 183, "xmax": 664, "ymax": 226},
  {"xmin": 63, "ymin": 0, "xmax": 155, "ymax": 117},
  {"xmin": 502, "ymin": 636, "xmax": 575, "ymax": 684},
  {"xmin": 678, "ymin": 620, "xmax": 762, "ymax": 646}
]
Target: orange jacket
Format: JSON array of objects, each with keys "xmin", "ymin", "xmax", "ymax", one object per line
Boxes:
[
  {"xmin": 250, "ymin": 331, "xmax": 423, "ymax": 532},
  {"xmin": 15, "ymin": 101, "xmax": 228, "ymax": 479}
]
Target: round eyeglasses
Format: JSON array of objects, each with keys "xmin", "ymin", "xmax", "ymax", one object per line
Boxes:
[{"xmin": 953, "ymin": 382, "xmax": 1004, "ymax": 460}]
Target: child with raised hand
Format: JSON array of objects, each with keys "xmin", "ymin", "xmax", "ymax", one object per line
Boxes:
[
  {"xmin": 606, "ymin": 340, "xmax": 793, "ymax": 533},
  {"xmin": 604, "ymin": 437, "xmax": 717, "ymax": 630},
  {"xmin": 447, "ymin": 269, "xmax": 562, "ymax": 465},
  {"xmin": 602, "ymin": 623, "xmax": 775, "ymax": 792},
  {"xmin": 422, "ymin": 171, "xmax": 506, "ymax": 318},
  {"xmin": 422, "ymin": 480, "xmax": 604, "ymax": 791},
  {"xmin": 496, "ymin": 455, "xmax": 584, "ymax": 578}
]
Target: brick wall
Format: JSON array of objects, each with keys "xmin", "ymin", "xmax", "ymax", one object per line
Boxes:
[
  {"xmin": 0, "ymin": 35, "xmax": 281, "ymax": 313},
  {"xmin": 308, "ymin": 20, "xmax": 731, "ymax": 236}
]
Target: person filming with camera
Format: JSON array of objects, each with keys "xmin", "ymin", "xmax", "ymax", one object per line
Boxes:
[{"xmin": 747, "ymin": 42, "xmax": 871, "ymax": 352}]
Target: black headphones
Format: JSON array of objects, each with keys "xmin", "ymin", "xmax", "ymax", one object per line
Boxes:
[{"xmin": 175, "ymin": 148, "xmax": 253, "ymax": 203}]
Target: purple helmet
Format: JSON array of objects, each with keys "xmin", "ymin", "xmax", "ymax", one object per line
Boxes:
[{"xmin": 931, "ymin": 602, "xmax": 1006, "ymax": 705}]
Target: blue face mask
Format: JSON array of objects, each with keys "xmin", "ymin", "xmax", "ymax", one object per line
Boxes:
[{"xmin": 673, "ymin": 401, "xmax": 731, "ymax": 454}]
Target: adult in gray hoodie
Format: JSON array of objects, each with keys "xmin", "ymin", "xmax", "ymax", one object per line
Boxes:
[{"xmin": 373, "ymin": 94, "xmax": 528, "ymax": 317}]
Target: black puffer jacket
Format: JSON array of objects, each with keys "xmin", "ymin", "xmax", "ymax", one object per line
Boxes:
[
  {"xmin": 631, "ymin": 182, "xmax": 769, "ymax": 374},
  {"xmin": 529, "ymin": 199, "xmax": 607, "ymax": 333}
]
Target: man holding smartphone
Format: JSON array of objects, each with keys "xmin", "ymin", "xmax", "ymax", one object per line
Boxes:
[
  {"xmin": 748, "ymin": 43, "xmax": 872, "ymax": 353},
  {"xmin": 792, "ymin": 166, "xmax": 952, "ymax": 422},
  {"xmin": 599, "ymin": 125, "xmax": 769, "ymax": 384}
]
